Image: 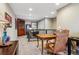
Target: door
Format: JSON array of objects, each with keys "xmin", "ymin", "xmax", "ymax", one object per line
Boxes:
[{"xmin": 17, "ymin": 19, "xmax": 26, "ymax": 36}]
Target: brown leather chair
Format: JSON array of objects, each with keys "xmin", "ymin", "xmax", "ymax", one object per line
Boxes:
[{"xmin": 46, "ymin": 30, "xmax": 69, "ymax": 54}]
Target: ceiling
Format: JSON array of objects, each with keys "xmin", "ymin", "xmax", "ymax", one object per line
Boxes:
[{"xmin": 9, "ymin": 3, "xmax": 68, "ymax": 21}]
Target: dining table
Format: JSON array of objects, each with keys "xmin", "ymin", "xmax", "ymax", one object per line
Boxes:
[{"xmin": 36, "ymin": 34, "xmax": 56, "ymax": 54}]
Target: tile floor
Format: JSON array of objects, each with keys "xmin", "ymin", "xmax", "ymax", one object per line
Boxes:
[{"xmin": 17, "ymin": 36, "xmax": 68, "ymax": 55}]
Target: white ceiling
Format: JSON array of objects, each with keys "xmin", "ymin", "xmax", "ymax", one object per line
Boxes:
[{"xmin": 9, "ymin": 3, "xmax": 68, "ymax": 21}]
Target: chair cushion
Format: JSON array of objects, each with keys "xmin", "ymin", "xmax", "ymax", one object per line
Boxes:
[{"xmin": 48, "ymin": 39, "xmax": 55, "ymax": 43}]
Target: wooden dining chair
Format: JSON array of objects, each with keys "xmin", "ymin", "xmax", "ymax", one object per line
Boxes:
[{"xmin": 46, "ymin": 30, "xmax": 69, "ymax": 54}]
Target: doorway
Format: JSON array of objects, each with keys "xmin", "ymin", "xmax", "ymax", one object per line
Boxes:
[{"xmin": 16, "ymin": 19, "xmax": 26, "ymax": 36}]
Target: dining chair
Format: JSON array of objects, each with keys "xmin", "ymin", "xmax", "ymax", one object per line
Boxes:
[
  {"xmin": 46, "ymin": 30, "xmax": 69, "ymax": 54},
  {"xmin": 70, "ymin": 32, "xmax": 79, "ymax": 54}
]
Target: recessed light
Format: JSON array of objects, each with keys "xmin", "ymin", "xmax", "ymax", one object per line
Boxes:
[
  {"xmin": 56, "ymin": 3, "xmax": 60, "ymax": 5},
  {"xmin": 29, "ymin": 8, "xmax": 32, "ymax": 11}
]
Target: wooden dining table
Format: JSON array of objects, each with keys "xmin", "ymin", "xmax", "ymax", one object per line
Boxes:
[{"xmin": 36, "ymin": 34, "xmax": 56, "ymax": 54}]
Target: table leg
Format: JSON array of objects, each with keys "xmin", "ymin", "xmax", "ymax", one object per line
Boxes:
[
  {"xmin": 37, "ymin": 37, "xmax": 39, "ymax": 47},
  {"xmin": 41, "ymin": 39, "xmax": 43, "ymax": 55},
  {"xmin": 46, "ymin": 40, "xmax": 48, "ymax": 44},
  {"xmin": 68, "ymin": 38, "xmax": 71, "ymax": 55}
]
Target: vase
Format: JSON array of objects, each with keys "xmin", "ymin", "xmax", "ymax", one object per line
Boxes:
[{"xmin": 2, "ymin": 31, "xmax": 7, "ymax": 45}]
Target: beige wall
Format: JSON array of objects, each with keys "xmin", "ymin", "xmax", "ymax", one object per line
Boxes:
[
  {"xmin": 38, "ymin": 19, "xmax": 45, "ymax": 29},
  {"xmin": 57, "ymin": 4, "xmax": 79, "ymax": 36},
  {"xmin": 25, "ymin": 20, "xmax": 31, "ymax": 24},
  {"xmin": 45, "ymin": 18, "xmax": 56, "ymax": 29},
  {"xmin": 25, "ymin": 20, "xmax": 37, "ymax": 29},
  {"xmin": 32, "ymin": 22, "xmax": 37, "ymax": 29},
  {"xmin": 0, "ymin": 3, "xmax": 17, "ymax": 40},
  {"xmin": 38, "ymin": 18, "xmax": 57, "ymax": 29}
]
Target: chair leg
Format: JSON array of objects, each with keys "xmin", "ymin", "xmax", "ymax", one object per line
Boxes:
[
  {"xmin": 28, "ymin": 35, "xmax": 30, "ymax": 42},
  {"xmin": 41, "ymin": 39, "xmax": 44, "ymax": 55},
  {"xmin": 46, "ymin": 40, "xmax": 48, "ymax": 44},
  {"xmin": 37, "ymin": 38, "xmax": 39, "ymax": 47},
  {"xmin": 47, "ymin": 51, "xmax": 50, "ymax": 54},
  {"xmin": 47, "ymin": 50, "xmax": 55, "ymax": 55}
]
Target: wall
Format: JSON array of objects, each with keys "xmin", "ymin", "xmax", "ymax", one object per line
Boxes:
[
  {"xmin": 0, "ymin": 3, "xmax": 17, "ymax": 40},
  {"xmin": 45, "ymin": 18, "xmax": 56, "ymax": 29},
  {"xmin": 57, "ymin": 3, "xmax": 79, "ymax": 36},
  {"xmin": 25, "ymin": 20, "xmax": 31, "ymax": 25},
  {"xmin": 32, "ymin": 22, "xmax": 37, "ymax": 29},
  {"xmin": 38, "ymin": 18, "xmax": 57, "ymax": 29},
  {"xmin": 38, "ymin": 19, "xmax": 45, "ymax": 29}
]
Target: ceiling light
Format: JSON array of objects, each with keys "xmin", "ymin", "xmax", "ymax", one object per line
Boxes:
[
  {"xmin": 56, "ymin": 3, "xmax": 60, "ymax": 5},
  {"xmin": 29, "ymin": 8, "xmax": 32, "ymax": 11}
]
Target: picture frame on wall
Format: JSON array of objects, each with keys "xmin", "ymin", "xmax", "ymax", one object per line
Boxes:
[{"xmin": 5, "ymin": 12, "xmax": 12, "ymax": 27}]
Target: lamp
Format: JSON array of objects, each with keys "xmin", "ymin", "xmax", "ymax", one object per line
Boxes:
[
  {"xmin": 0, "ymin": 20, "xmax": 9, "ymax": 46},
  {"xmin": 0, "ymin": 20, "xmax": 9, "ymax": 24}
]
